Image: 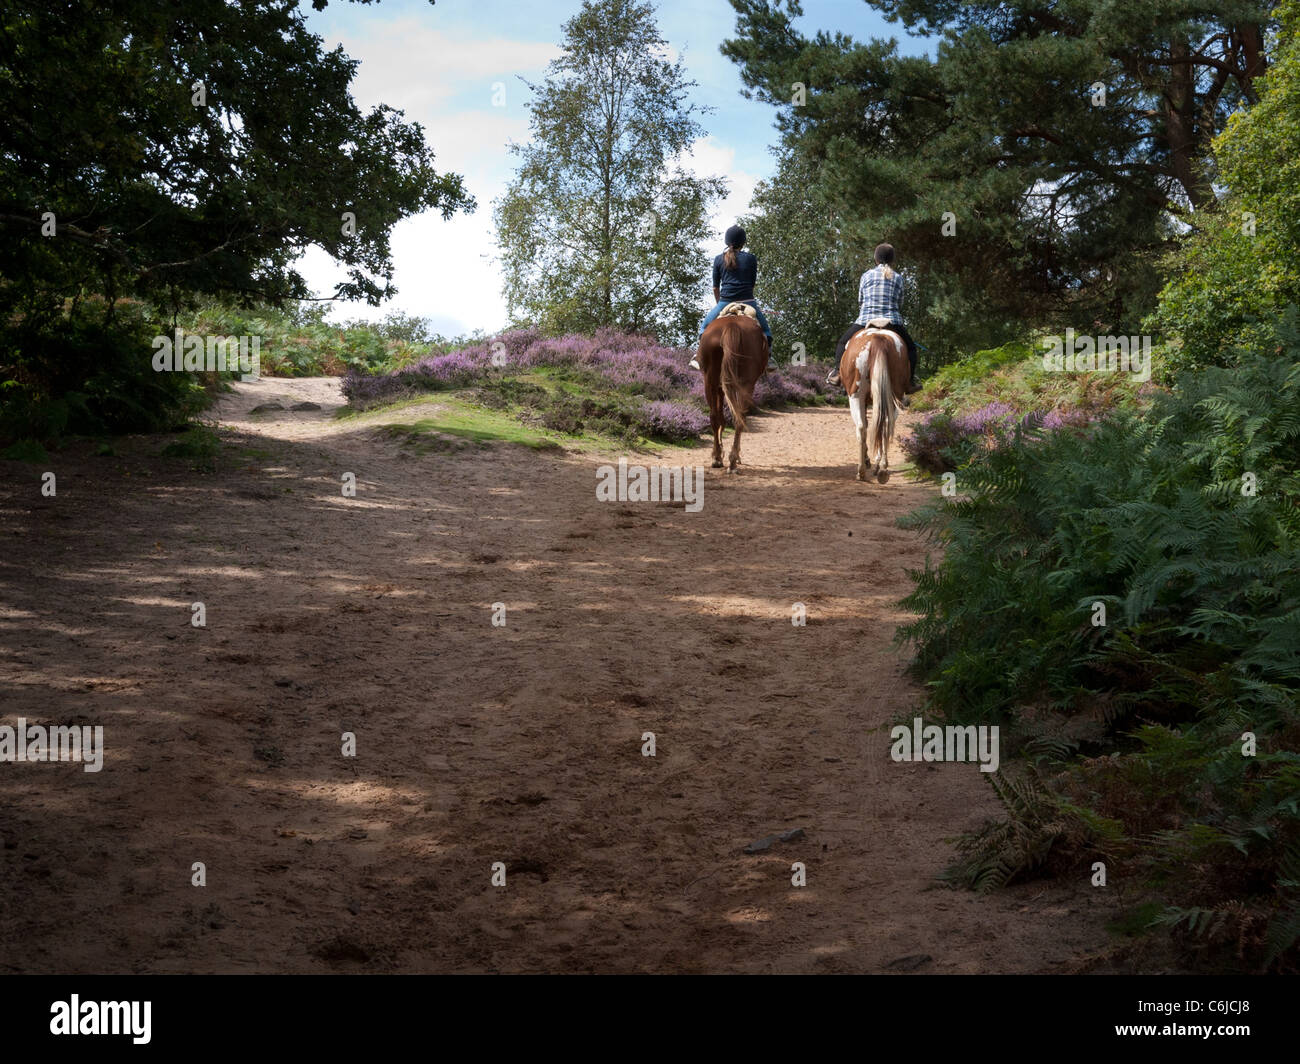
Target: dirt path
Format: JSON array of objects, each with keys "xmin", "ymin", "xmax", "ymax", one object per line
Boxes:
[{"xmin": 0, "ymin": 378, "xmax": 1117, "ymax": 973}]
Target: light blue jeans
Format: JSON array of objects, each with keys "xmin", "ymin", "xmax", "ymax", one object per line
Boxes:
[{"xmin": 699, "ymin": 299, "xmax": 771, "ymax": 342}]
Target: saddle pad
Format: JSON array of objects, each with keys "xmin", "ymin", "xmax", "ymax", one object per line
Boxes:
[
  {"xmin": 720, "ymin": 302, "xmax": 758, "ymax": 319},
  {"xmin": 859, "ymin": 327, "xmax": 906, "ymax": 357},
  {"xmin": 864, "ymin": 316, "xmax": 892, "ymax": 328}
]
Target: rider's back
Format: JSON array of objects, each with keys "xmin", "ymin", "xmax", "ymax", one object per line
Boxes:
[
  {"xmin": 855, "ymin": 263, "xmax": 905, "ymax": 326},
  {"xmin": 713, "ymin": 250, "xmax": 757, "ymax": 302}
]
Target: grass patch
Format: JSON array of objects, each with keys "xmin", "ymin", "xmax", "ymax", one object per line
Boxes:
[
  {"xmin": 1, "ymin": 438, "xmax": 50, "ymax": 463},
  {"xmin": 160, "ymin": 422, "xmax": 221, "ymax": 472},
  {"xmin": 346, "ymin": 384, "xmax": 700, "ymax": 456},
  {"xmin": 377, "ymin": 407, "xmax": 563, "ymax": 453}
]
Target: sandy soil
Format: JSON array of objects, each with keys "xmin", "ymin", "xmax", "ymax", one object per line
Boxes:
[{"xmin": 0, "ymin": 377, "xmax": 1120, "ymax": 973}]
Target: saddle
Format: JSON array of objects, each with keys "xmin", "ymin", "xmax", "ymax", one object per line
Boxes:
[
  {"xmin": 719, "ymin": 302, "xmax": 758, "ymax": 320},
  {"xmin": 860, "ymin": 317, "xmax": 906, "ymax": 355}
]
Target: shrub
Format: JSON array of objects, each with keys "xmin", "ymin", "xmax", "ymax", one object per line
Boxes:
[
  {"xmin": 899, "ymin": 315, "xmax": 1300, "ymax": 968},
  {"xmin": 0, "ymin": 300, "xmax": 206, "ymax": 444},
  {"xmin": 1149, "ymin": 0, "xmax": 1300, "ymax": 374}
]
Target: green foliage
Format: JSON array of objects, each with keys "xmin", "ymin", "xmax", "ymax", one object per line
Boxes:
[
  {"xmin": 170, "ymin": 300, "xmax": 474, "ymax": 377},
  {"xmin": 941, "ymin": 768, "xmax": 1116, "ymax": 892},
  {"xmin": 1152, "ymin": 0, "xmax": 1300, "ymax": 373},
  {"xmin": 909, "ymin": 341, "xmax": 1039, "ymax": 409},
  {"xmin": 0, "ymin": 299, "xmax": 206, "ymax": 444},
  {"xmin": 901, "ymin": 337, "xmax": 1157, "ymax": 474},
  {"xmin": 494, "ymin": 0, "xmax": 724, "ymax": 345},
  {"xmin": 738, "ymin": 150, "xmax": 864, "ymax": 364},
  {"xmin": 905, "ymin": 313, "xmax": 1300, "ymax": 968},
  {"xmin": 902, "ymin": 330, "xmax": 1300, "ymax": 721},
  {"xmin": 0, "ymin": 438, "xmax": 50, "ymax": 463},
  {"xmin": 160, "ymin": 421, "xmax": 221, "ymax": 472},
  {"xmin": 0, "ymin": 0, "xmax": 471, "ymax": 311},
  {"xmin": 0, "ymin": 1, "xmax": 473, "ymax": 442},
  {"xmin": 723, "ymin": 0, "xmax": 1277, "ymax": 353}
]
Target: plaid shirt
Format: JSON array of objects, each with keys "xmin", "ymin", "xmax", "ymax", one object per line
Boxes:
[{"xmin": 855, "ymin": 265, "xmax": 908, "ymax": 326}]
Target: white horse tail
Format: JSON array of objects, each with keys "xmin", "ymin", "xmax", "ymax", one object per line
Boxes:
[{"xmin": 866, "ymin": 338, "xmax": 897, "ymax": 472}]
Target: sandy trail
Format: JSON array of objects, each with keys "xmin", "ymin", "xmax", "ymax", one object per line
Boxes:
[{"xmin": 0, "ymin": 377, "xmax": 1116, "ymax": 973}]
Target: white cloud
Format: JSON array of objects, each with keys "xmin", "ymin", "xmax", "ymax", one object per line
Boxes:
[
  {"xmin": 677, "ymin": 137, "xmax": 760, "ymax": 242},
  {"xmin": 295, "ymin": 21, "xmax": 764, "ymax": 334},
  {"xmin": 673, "ymin": 138, "xmax": 762, "ymax": 315},
  {"xmin": 340, "ymin": 18, "xmax": 560, "ymax": 121},
  {"xmin": 295, "ymin": 18, "xmax": 557, "ymax": 332},
  {"xmin": 296, "ymin": 207, "xmax": 507, "ymax": 339}
]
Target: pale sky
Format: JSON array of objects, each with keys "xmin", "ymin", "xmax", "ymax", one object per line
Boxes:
[{"xmin": 296, "ymin": 0, "xmax": 928, "ymax": 337}]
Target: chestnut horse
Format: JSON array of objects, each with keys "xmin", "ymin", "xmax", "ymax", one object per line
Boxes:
[
  {"xmin": 840, "ymin": 327, "xmax": 910, "ymax": 482},
  {"xmin": 697, "ymin": 310, "xmax": 768, "ymax": 472}
]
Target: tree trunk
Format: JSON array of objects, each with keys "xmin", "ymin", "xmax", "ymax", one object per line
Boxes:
[{"xmin": 1164, "ymin": 34, "xmax": 1207, "ymax": 211}]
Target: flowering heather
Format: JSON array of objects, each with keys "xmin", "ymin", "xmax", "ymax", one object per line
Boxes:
[
  {"xmin": 1023, "ymin": 407, "xmax": 1092, "ymax": 432},
  {"xmin": 754, "ymin": 364, "xmax": 834, "ymax": 406},
  {"xmin": 954, "ymin": 401, "xmax": 1020, "ymax": 438},
  {"xmin": 637, "ymin": 399, "xmax": 711, "ymax": 441},
  {"xmin": 342, "ymin": 328, "xmax": 837, "ymax": 441},
  {"xmin": 904, "ymin": 402, "xmax": 1098, "ymax": 474}
]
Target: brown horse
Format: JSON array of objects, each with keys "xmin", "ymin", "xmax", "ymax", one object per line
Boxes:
[
  {"xmin": 840, "ymin": 327, "xmax": 910, "ymax": 482},
  {"xmin": 697, "ymin": 310, "xmax": 768, "ymax": 471}
]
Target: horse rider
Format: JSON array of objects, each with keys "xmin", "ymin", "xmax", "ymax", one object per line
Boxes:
[
  {"xmin": 690, "ymin": 225, "xmax": 776, "ymax": 374},
  {"xmin": 826, "ymin": 243, "xmax": 921, "ymax": 394}
]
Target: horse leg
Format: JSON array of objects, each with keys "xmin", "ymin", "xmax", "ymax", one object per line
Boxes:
[
  {"xmin": 868, "ymin": 424, "xmax": 889, "ymax": 476},
  {"xmin": 705, "ymin": 363, "xmax": 724, "ymax": 468},
  {"xmin": 850, "ymin": 373, "xmax": 868, "ymax": 481},
  {"xmin": 728, "ymin": 423, "xmax": 742, "ymax": 472}
]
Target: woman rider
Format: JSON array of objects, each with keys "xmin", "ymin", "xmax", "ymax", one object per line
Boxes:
[
  {"xmin": 826, "ymin": 243, "xmax": 920, "ymax": 394},
  {"xmin": 689, "ymin": 225, "xmax": 775, "ymax": 372}
]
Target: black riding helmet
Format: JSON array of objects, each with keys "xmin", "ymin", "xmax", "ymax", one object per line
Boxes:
[{"xmin": 725, "ymin": 225, "xmax": 746, "ymax": 249}]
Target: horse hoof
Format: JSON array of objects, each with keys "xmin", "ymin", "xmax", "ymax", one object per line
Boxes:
[
  {"xmin": 712, "ymin": 460, "xmax": 723, "ymax": 469},
  {"xmin": 877, "ymin": 469, "xmax": 890, "ymax": 484},
  {"xmin": 856, "ymin": 470, "xmax": 867, "ymax": 481}
]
